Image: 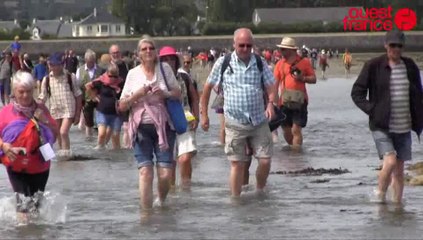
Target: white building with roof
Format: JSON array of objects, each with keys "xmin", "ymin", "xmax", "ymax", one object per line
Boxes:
[
  {"xmin": 72, "ymin": 8, "xmax": 126, "ymax": 37},
  {"xmin": 30, "ymin": 18, "xmax": 76, "ymax": 38}
]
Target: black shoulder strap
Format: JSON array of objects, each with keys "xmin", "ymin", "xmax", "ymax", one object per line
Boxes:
[
  {"xmin": 67, "ymin": 72, "xmax": 73, "ymax": 93},
  {"xmin": 254, "ymin": 53, "xmax": 263, "ymax": 73},
  {"xmin": 218, "ymin": 54, "xmax": 232, "ymax": 94},
  {"xmin": 46, "ymin": 75, "xmax": 50, "ymax": 97}
]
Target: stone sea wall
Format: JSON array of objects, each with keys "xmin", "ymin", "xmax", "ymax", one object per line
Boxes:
[{"xmin": 1, "ymin": 31, "xmax": 422, "ymax": 55}]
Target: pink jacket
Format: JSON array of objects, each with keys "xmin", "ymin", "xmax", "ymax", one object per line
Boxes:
[{"xmin": 128, "ymin": 96, "xmax": 169, "ymax": 151}]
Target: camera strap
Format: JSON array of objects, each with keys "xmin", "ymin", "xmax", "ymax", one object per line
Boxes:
[
  {"xmin": 30, "ymin": 118, "xmax": 45, "ymax": 147},
  {"xmin": 281, "ymin": 57, "xmax": 304, "ymax": 88},
  {"xmin": 278, "ymin": 57, "xmax": 305, "ymax": 101}
]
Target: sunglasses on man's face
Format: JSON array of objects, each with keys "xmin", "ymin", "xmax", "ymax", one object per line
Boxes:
[
  {"xmin": 184, "ymin": 61, "xmax": 191, "ymax": 64},
  {"xmin": 389, "ymin": 43, "xmax": 403, "ymax": 49},
  {"xmin": 238, "ymin": 44, "xmax": 253, "ymax": 49}
]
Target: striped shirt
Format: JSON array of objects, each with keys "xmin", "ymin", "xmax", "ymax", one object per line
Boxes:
[
  {"xmin": 389, "ymin": 61, "xmax": 411, "ymax": 133},
  {"xmin": 207, "ymin": 52, "xmax": 275, "ymax": 126}
]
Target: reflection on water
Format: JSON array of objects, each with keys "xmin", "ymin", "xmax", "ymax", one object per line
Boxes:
[{"xmin": 1, "ymin": 77, "xmax": 423, "ymax": 239}]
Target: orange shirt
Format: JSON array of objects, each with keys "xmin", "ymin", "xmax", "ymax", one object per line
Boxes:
[{"xmin": 273, "ymin": 56, "xmax": 314, "ymax": 106}]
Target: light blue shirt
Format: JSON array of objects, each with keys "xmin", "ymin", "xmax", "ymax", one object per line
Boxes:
[{"xmin": 207, "ymin": 52, "xmax": 275, "ymax": 126}]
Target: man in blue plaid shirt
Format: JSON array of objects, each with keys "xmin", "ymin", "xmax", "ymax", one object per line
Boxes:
[{"xmin": 200, "ymin": 28, "xmax": 276, "ymax": 198}]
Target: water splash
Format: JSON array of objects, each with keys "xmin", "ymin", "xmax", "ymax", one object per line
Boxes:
[{"xmin": 0, "ymin": 191, "xmax": 68, "ymax": 226}]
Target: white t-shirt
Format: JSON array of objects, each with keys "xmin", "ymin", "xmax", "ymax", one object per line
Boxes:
[{"xmin": 121, "ymin": 62, "xmax": 180, "ymax": 123}]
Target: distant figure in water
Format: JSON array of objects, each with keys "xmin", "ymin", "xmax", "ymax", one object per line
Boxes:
[
  {"xmin": 342, "ymin": 48, "xmax": 352, "ymax": 78},
  {"xmin": 319, "ymin": 49, "xmax": 329, "ymax": 80},
  {"xmin": 351, "ymin": 30, "xmax": 423, "ymax": 204}
]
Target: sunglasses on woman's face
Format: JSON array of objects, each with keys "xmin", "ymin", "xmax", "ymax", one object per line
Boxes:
[{"xmin": 140, "ymin": 46, "xmax": 155, "ymax": 52}]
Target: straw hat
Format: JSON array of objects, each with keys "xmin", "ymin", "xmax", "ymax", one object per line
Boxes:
[{"xmin": 276, "ymin": 37, "xmax": 298, "ymax": 49}]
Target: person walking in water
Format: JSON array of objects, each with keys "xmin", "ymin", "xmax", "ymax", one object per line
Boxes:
[
  {"xmin": 351, "ymin": 30, "xmax": 423, "ymax": 204},
  {"xmin": 0, "ymin": 71, "xmax": 58, "ymax": 224},
  {"xmin": 118, "ymin": 36, "xmax": 180, "ymax": 209},
  {"xmin": 201, "ymin": 28, "xmax": 276, "ymax": 199},
  {"xmin": 343, "ymin": 48, "xmax": 352, "ymax": 78},
  {"xmin": 273, "ymin": 37, "xmax": 316, "ymax": 151},
  {"xmin": 319, "ymin": 49, "xmax": 329, "ymax": 79},
  {"xmin": 159, "ymin": 46, "xmax": 199, "ymax": 190},
  {"xmin": 38, "ymin": 52, "xmax": 82, "ymax": 159}
]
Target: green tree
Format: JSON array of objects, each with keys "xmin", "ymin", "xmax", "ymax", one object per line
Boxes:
[{"xmin": 111, "ymin": 0, "xmax": 199, "ymax": 36}]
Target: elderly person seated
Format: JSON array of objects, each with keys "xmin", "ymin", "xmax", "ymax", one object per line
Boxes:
[{"xmin": 0, "ymin": 70, "xmax": 58, "ymax": 223}]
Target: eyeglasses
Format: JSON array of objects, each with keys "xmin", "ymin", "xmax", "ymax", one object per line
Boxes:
[
  {"xmin": 238, "ymin": 44, "xmax": 253, "ymax": 49},
  {"xmin": 140, "ymin": 47, "xmax": 156, "ymax": 52},
  {"xmin": 161, "ymin": 56, "xmax": 175, "ymax": 62},
  {"xmin": 184, "ymin": 61, "xmax": 191, "ymax": 64},
  {"xmin": 389, "ymin": 43, "xmax": 403, "ymax": 49},
  {"xmin": 111, "ymin": 51, "xmax": 120, "ymax": 54}
]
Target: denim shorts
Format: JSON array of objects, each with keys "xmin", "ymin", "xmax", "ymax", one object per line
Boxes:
[
  {"xmin": 371, "ymin": 130, "xmax": 412, "ymax": 161},
  {"xmin": 134, "ymin": 124, "xmax": 176, "ymax": 169},
  {"xmin": 95, "ymin": 111, "xmax": 123, "ymax": 132}
]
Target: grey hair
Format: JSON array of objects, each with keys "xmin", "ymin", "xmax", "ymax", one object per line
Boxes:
[
  {"xmin": 12, "ymin": 70, "xmax": 35, "ymax": 89},
  {"xmin": 137, "ymin": 34, "xmax": 156, "ymax": 52},
  {"xmin": 137, "ymin": 35, "xmax": 158, "ymax": 64},
  {"xmin": 233, "ymin": 28, "xmax": 254, "ymax": 42},
  {"xmin": 109, "ymin": 44, "xmax": 120, "ymax": 54},
  {"xmin": 107, "ymin": 63, "xmax": 119, "ymax": 76},
  {"xmin": 84, "ymin": 49, "xmax": 96, "ymax": 60}
]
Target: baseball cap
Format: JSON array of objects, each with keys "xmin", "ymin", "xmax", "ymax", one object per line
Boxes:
[
  {"xmin": 48, "ymin": 52, "xmax": 64, "ymax": 65},
  {"xmin": 385, "ymin": 29, "xmax": 405, "ymax": 45}
]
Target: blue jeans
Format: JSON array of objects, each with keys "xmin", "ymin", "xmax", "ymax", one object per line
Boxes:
[
  {"xmin": 372, "ymin": 130, "xmax": 412, "ymax": 161},
  {"xmin": 133, "ymin": 124, "xmax": 176, "ymax": 169}
]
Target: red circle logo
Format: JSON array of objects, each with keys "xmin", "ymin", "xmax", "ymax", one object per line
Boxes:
[{"xmin": 395, "ymin": 8, "xmax": 417, "ymax": 31}]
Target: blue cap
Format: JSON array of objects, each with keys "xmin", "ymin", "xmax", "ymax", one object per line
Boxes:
[{"xmin": 48, "ymin": 52, "xmax": 64, "ymax": 65}]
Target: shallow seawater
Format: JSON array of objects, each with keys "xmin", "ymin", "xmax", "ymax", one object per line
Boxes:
[{"xmin": 1, "ymin": 76, "xmax": 423, "ymax": 239}]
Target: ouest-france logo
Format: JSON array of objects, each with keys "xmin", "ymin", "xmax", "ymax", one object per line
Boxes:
[{"xmin": 343, "ymin": 6, "xmax": 417, "ymax": 31}]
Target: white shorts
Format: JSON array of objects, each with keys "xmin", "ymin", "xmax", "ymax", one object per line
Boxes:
[{"xmin": 175, "ymin": 130, "xmax": 197, "ymax": 157}]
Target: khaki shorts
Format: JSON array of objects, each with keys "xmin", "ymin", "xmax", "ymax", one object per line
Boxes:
[
  {"xmin": 175, "ymin": 130, "xmax": 197, "ymax": 157},
  {"xmin": 224, "ymin": 119, "xmax": 273, "ymax": 162}
]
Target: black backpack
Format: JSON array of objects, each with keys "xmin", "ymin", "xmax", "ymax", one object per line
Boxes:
[
  {"xmin": 218, "ymin": 53, "xmax": 285, "ymax": 130},
  {"xmin": 218, "ymin": 53, "xmax": 264, "ymax": 94}
]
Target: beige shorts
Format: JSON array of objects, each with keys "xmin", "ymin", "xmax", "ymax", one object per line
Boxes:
[
  {"xmin": 224, "ymin": 119, "xmax": 273, "ymax": 162},
  {"xmin": 175, "ymin": 130, "xmax": 197, "ymax": 157}
]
